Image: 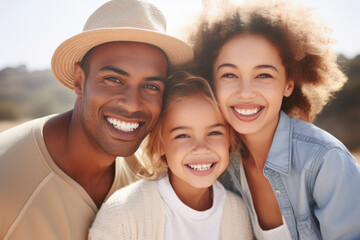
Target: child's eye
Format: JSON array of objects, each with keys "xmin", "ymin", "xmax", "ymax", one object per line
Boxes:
[
  {"xmin": 208, "ymin": 131, "xmax": 222, "ymax": 136},
  {"xmin": 221, "ymin": 73, "xmax": 237, "ymax": 79},
  {"xmin": 175, "ymin": 134, "xmax": 189, "ymax": 139},
  {"xmin": 256, "ymin": 73, "xmax": 272, "ymax": 79}
]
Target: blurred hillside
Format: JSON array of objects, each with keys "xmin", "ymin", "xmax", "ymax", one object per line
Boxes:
[
  {"xmin": 314, "ymin": 55, "xmax": 360, "ymax": 151},
  {"xmin": 0, "ymin": 65, "xmax": 75, "ymax": 120},
  {"xmin": 0, "ymin": 56, "xmax": 359, "ymax": 151}
]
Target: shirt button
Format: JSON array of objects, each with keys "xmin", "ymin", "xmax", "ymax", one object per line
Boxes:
[{"xmin": 275, "ymin": 189, "xmax": 281, "ymax": 195}]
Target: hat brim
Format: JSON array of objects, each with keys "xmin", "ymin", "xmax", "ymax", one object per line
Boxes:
[{"xmin": 51, "ymin": 28, "xmax": 193, "ymax": 89}]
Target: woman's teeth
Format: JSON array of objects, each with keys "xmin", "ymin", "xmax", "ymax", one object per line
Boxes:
[
  {"xmin": 106, "ymin": 117, "xmax": 139, "ymax": 132},
  {"xmin": 187, "ymin": 163, "xmax": 214, "ymax": 171},
  {"xmin": 233, "ymin": 107, "xmax": 261, "ymax": 115}
]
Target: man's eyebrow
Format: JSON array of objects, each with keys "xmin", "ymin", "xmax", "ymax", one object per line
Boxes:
[
  {"xmin": 99, "ymin": 66, "xmax": 129, "ymax": 76},
  {"xmin": 146, "ymin": 76, "xmax": 166, "ymax": 84},
  {"xmin": 255, "ymin": 64, "xmax": 278, "ymax": 72},
  {"xmin": 99, "ymin": 66, "xmax": 165, "ymax": 83}
]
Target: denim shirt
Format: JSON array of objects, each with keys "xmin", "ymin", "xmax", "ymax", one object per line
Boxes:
[{"xmin": 220, "ymin": 111, "xmax": 360, "ymax": 240}]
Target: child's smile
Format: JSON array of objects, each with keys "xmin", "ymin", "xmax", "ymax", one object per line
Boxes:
[{"xmin": 160, "ymin": 94, "xmax": 230, "ymax": 191}]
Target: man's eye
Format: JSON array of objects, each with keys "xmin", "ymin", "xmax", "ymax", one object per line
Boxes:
[
  {"xmin": 144, "ymin": 84, "xmax": 160, "ymax": 91},
  {"xmin": 105, "ymin": 76, "xmax": 122, "ymax": 83},
  {"xmin": 175, "ymin": 134, "xmax": 189, "ymax": 139}
]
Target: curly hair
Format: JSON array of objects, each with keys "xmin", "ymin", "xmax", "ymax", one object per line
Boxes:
[
  {"xmin": 140, "ymin": 71, "xmax": 236, "ymax": 179},
  {"xmin": 186, "ymin": 0, "xmax": 347, "ymax": 122}
]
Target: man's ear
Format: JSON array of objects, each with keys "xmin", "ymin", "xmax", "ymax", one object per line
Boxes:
[
  {"xmin": 284, "ymin": 79, "xmax": 294, "ymax": 97},
  {"xmin": 73, "ymin": 63, "xmax": 85, "ymax": 98}
]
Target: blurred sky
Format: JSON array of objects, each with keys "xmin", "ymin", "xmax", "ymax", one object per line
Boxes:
[{"xmin": 1, "ymin": 0, "xmax": 359, "ymax": 71}]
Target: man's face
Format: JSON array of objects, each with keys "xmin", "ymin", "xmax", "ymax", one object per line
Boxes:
[{"xmin": 75, "ymin": 42, "xmax": 167, "ymax": 157}]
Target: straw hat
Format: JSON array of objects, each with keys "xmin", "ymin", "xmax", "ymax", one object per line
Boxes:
[{"xmin": 51, "ymin": 0, "xmax": 193, "ymax": 89}]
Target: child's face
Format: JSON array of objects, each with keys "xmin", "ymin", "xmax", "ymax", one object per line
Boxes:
[
  {"xmin": 161, "ymin": 94, "xmax": 230, "ymax": 190},
  {"xmin": 213, "ymin": 33, "xmax": 294, "ymax": 137}
]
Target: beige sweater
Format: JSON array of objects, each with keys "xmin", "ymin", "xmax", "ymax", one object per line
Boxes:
[
  {"xmin": 0, "ymin": 116, "xmax": 142, "ymax": 240},
  {"xmin": 89, "ymin": 179, "xmax": 254, "ymax": 240}
]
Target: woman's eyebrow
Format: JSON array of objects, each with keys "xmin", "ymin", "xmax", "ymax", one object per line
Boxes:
[
  {"xmin": 255, "ymin": 64, "xmax": 278, "ymax": 72},
  {"xmin": 217, "ymin": 63, "xmax": 237, "ymax": 71}
]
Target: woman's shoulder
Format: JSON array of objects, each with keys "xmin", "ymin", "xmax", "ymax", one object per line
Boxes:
[{"xmin": 290, "ymin": 115, "xmax": 347, "ymax": 150}]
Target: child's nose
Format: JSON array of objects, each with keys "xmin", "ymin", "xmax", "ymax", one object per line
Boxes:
[{"xmin": 191, "ymin": 140, "xmax": 211, "ymax": 155}]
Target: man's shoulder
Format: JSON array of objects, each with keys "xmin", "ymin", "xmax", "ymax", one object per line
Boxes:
[
  {"xmin": 0, "ymin": 115, "xmax": 54, "ymax": 168},
  {"xmin": 0, "ymin": 115, "xmax": 53, "ymax": 146}
]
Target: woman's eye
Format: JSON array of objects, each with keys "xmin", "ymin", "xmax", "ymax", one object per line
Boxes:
[
  {"xmin": 175, "ymin": 134, "xmax": 189, "ymax": 139},
  {"xmin": 256, "ymin": 73, "xmax": 272, "ymax": 79},
  {"xmin": 221, "ymin": 73, "xmax": 237, "ymax": 78}
]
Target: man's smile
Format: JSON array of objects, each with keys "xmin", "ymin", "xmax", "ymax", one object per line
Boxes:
[{"xmin": 106, "ymin": 117, "xmax": 139, "ymax": 132}]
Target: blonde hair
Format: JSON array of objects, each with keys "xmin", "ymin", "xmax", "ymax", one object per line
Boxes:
[
  {"xmin": 141, "ymin": 71, "xmax": 235, "ymax": 179},
  {"xmin": 186, "ymin": 0, "xmax": 348, "ymax": 122}
]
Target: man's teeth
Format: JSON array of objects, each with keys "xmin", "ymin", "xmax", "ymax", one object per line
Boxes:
[
  {"xmin": 187, "ymin": 163, "xmax": 213, "ymax": 171},
  {"xmin": 106, "ymin": 117, "xmax": 139, "ymax": 132},
  {"xmin": 233, "ymin": 107, "xmax": 261, "ymax": 115}
]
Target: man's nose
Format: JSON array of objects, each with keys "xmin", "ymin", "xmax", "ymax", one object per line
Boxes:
[{"xmin": 116, "ymin": 86, "xmax": 143, "ymax": 112}]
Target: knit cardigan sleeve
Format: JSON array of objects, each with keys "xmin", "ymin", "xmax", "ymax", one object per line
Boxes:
[
  {"xmin": 88, "ymin": 179, "xmax": 165, "ymax": 240},
  {"xmin": 221, "ymin": 190, "xmax": 254, "ymax": 239}
]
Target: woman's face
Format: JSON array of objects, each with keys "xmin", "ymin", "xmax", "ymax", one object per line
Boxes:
[{"xmin": 213, "ymin": 33, "xmax": 294, "ymax": 138}]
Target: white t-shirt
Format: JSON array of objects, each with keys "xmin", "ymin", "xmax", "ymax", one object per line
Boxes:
[
  {"xmin": 157, "ymin": 174, "xmax": 226, "ymax": 240},
  {"xmin": 239, "ymin": 161, "xmax": 292, "ymax": 240}
]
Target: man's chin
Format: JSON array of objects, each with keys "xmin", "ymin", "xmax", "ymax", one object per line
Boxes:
[{"xmin": 105, "ymin": 142, "xmax": 142, "ymax": 158}]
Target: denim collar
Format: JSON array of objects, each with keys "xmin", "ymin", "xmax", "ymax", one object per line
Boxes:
[{"xmin": 264, "ymin": 111, "xmax": 292, "ymax": 175}]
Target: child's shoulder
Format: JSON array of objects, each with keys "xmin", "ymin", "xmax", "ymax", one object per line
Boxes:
[
  {"xmin": 224, "ymin": 189, "xmax": 247, "ymax": 211},
  {"xmin": 104, "ymin": 179, "xmax": 160, "ymax": 210},
  {"xmin": 222, "ymin": 189, "xmax": 253, "ymax": 237}
]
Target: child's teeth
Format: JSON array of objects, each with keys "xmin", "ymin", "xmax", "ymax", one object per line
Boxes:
[{"xmin": 187, "ymin": 163, "xmax": 213, "ymax": 171}]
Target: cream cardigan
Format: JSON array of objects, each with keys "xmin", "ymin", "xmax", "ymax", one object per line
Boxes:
[{"xmin": 89, "ymin": 179, "xmax": 254, "ymax": 240}]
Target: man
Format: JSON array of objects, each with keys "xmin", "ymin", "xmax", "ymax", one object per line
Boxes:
[{"xmin": 0, "ymin": 0, "xmax": 193, "ymax": 239}]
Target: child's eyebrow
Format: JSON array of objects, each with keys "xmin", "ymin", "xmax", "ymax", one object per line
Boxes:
[
  {"xmin": 170, "ymin": 126, "xmax": 190, "ymax": 133},
  {"xmin": 208, "ymin": 123, "xmax": 225, "ymax": 128},
  {"xmin": 255, "ymin": 64, "xmax": 278, "ymax": 72},
  {"xmin": 169, "ymin": 123, "xmax": 224, "ymax": 133}
]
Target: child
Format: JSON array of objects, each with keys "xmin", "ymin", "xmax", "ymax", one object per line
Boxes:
[
  {"xmin": 187, "ymin": 0, "xmax": 360, "ymax": 239},
  {"xmin": 88, "ymin": 71, "xmax": 254, "ymax": 239}
]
